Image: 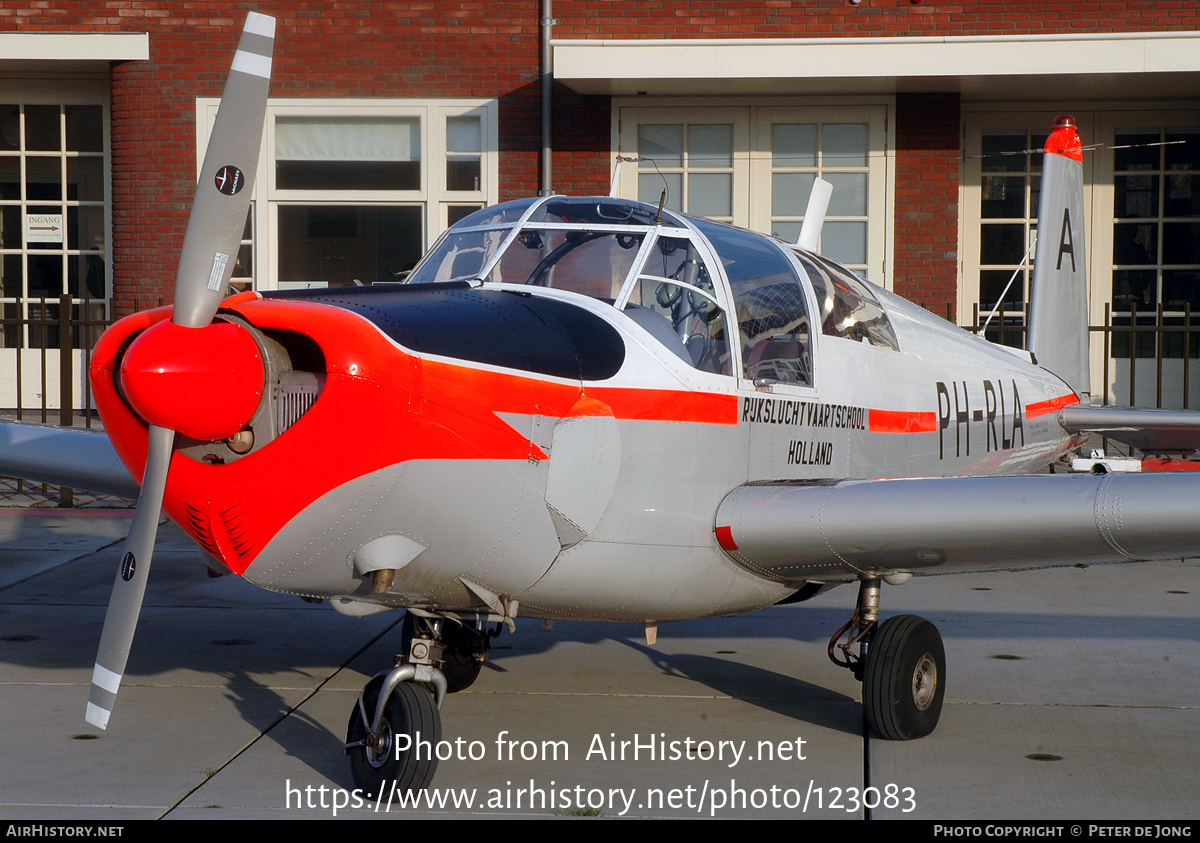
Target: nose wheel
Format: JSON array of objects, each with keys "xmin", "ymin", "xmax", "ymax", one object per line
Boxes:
[
  {"xmin": 829, "ymin": 579, "xmax": 947, "ymax": 740},
  {"xmin": 345, "ymin": 674, "xmax": 442, "ymax": 798}
]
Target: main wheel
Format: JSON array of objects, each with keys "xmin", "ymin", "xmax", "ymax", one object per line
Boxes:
[
  {"xmin": 441, "ymin": 622, "xmax": 484, "ymax": 693},
  {"xmin": 862, "ymin": 614, "xmax": 945, "ymax": 740},
  {"xmin": 346, "ymin": 678, "xmax": 441, "ymax": 797}
]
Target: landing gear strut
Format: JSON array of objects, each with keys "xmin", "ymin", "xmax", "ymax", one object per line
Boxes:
[
  {"xmin": 344, "ymin": 611, "xmax": 499, "ymax": 795},
  {"xmin": 828, "ymin": 578, "xmax": 946, "ymax": 740}
]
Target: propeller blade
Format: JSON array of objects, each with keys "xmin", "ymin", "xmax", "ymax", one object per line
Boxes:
[
  {"xmin": 172, "ymin": 12, "xmax": 275, "ymax": 329},
  {"xmin": 85, "ymin": 424, "xmax": 173, "ymax": 729},
  {"xmin": 86, "ymin": 13, "xmax": 275, "ymax": 730}
]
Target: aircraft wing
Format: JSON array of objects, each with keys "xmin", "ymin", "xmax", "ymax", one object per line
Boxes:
[
  {"xmin": 1058, "ymin": 404, "xmax": 1200, "ymax": 455},
  {"xmin": 0, "ymin": 420, "xmax": 138, "ymax": 499},
  {"xmin": 715, "ymin": 472, "xmax": 1200, "ymax": 584}
]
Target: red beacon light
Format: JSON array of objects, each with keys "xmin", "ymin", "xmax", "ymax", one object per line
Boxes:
[{"xmin": 1045, "ymin": 115, "xmax": 1083, "ymax": 163}]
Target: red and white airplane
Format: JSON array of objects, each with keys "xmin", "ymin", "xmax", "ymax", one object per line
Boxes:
[{"xmin": 4, "ymin": 14, "xmax": 1200, "ymax": 795}]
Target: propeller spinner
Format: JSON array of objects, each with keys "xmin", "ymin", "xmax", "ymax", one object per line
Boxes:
[{"xmin": 86, "ymin": 12, "xmax": 275, "ymax": 730}]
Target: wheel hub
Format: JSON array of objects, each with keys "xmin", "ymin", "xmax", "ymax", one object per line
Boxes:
[
  {"xmin": 365, "ymin": 719, "xmax": 393, "ymax": 768},
  {"xmin": 911, "ymin": 653, "xmax": 938, "ymax": 711}
]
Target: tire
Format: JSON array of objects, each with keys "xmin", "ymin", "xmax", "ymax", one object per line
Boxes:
[
  {"xmin": 441, "ymin": 622, "xmax": 484, "ymax": 693},
  {"xmin": 346, "ymin": 677, "xmax": 441, "ymax": 797},
  {"xmin": 862, "ymin": 614, "xmax": 946, "ymax": 741}
]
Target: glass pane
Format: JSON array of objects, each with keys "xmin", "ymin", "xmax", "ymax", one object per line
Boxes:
[
  {"xmin": 638, "ymin": 172, "xmax": 681, "ymax": 211},
  {"xmin": 980, "ymin": 269, "xmax": 1025, "ymax": 310},
  {"xmin": 772, "ymin": 123, "xmax": 816, "ymax": 168},
  {"xmin": 24, "ymin": 105, "xmax": 59, "ymax": 152},
  {"xmin": 1114, "ymin": 131, "xmax": 1159, "ymax": 171},
  {"xmin": 1112, "ymin": 269, "xmax": 1157, "ymax": 310},
  {"xmin": 65, "ymin": 105, "xmax": 103, "ymax": 152},
  {"xmin": 1163, "ymin": 269, "xmax": 1200, "ymax": 309},
  {"xmin": 821, "ymin": 124, "xmax": 868, "ymax": 168},
  {"xmin": 826, "ymin": 172, "xmax": 868, "ymax": 216},
  {"xmin": 982, "ymin": 176, "xmax": 1026, "ymax": 219},
  {"xmin": 1163, "ymin": 222, "xmax": 1200, "ymax": 265},
  {"xmin": 688, "ymin": 124, "xmax": 732, "ymax": 169},
  {"xmin": 1165, "ymin": 173, "xmax": 1200, "ymax": 217},
  {"xmin": 772, "ymin": 221, "xmax": 801, "ymax": 243},
  {"xmin": 446, "ymin": 116, "xmax": 481, "ymax": 154},
  {"xmin": 980, "ymin": 223, "xmax": 1026, "ymax": 265},
  {"xmin": 0, "ymin": 105, "xmax": 18, "ymax": 152},
  {"xmin": 1029, "ymin": 135, "xmax": 1048, "ymax": 172},
  {"xmin": 277, "ymin": 160, "xmax": 419, "ymax": 191},
  {"xmin": 1116, "ymin": 174, "xmax": 1158, "ymax": 218},
  {"xmin": 2, "ymin": 254, "xmax": 20, "ymax": 296},
  {"xmin": 223, "ymin": 243, "xmax": 249, "ymax": 281},
  {"xmin": 28, "ymin": 253, "xmax": 62, "ymax": 297},
  {"xmin": 81, "ymin": 254, "xmax": 106, "ymax": 300},
  {"xmin": 638, "ymin": 124, "xmax": 683, "ymax": 168},
  {"xmin": 278, "ymin": 205, "xmax": 423, "ymax": 286},
  {"xmin": 823, "ymin": 221, "xmax": 867, "ymax": 266},
  {"xmin": 981, "ymin": 134, "xmax": 1028, "ymax": 173},
  {"xmin": 0, "ymin": 205, "xmax": 19, "ymax": 248},
  {"xmin": 276, "ymin": 116, "xmax": 419, "ymax": 161},
  {"xmin": 1113, "ymin": 222, "xmax": 1158, "ymax": 265},
  {"xmin": 447, "ymin": 205, "xmax": 483, "ymax": 226},
  {"xmin": 688, "ymin": 173, "xmax": 731, "ymax": 217},
  {"xmin": 447, "ymin": 158, "xmax": 481, "ymax": 191},
  {"xmin": 67, "ymin": 157, "xmax": 104, "ymax": 202},
  {"xmin": 771, "ymin": 172, "xmax": 815, "ymax": 217},
  {"xmin": 1165, "ymin": 129, "xmax": 1200, "ymax": 171},
  {"xmin": 26, "ymin": 156, "xmax": 60, "ymax": 201},
  {"xmin": 67, "ymin": 205, "xmax": 104, "ymax": 250},
  {"xmin": 0, "ymin": 156, "xmax": 17, "ymax": 199}
]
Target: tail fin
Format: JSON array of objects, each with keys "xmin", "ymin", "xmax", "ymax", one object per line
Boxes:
[{"xmin": 1027, "ymin": 116, "xmax": 1090, "ymax": 397}]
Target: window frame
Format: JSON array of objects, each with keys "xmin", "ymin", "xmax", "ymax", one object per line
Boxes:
[
  {"xmin": 196, "ymin": 97, "xmax": 498, "ymax": 291},
  {"xmin": 613, "ymin": 98, "xmax": 894, "ymax": 288}
]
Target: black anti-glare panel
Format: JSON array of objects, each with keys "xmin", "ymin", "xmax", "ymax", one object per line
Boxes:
[{"xmin": 265, "ymin": 284, "xmax": 625, "ymax": 381}]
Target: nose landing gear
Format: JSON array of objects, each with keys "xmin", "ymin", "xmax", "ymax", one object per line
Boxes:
[
  {"xmin": 344, "ymin": 611, "xmax": 498, "ymax": 795},
  {"xmin": 828, "ymin": 578, "xmax": 946, "ymax": 740}
]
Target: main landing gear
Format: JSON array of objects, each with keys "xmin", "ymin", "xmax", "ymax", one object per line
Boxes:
[
  {"xmin": 344, "ymin": 612, "xmax": 498, "ymax": 795},
  {"xmin": 828, "ymin": 577, "xmax": 946, "ymax": 740}
]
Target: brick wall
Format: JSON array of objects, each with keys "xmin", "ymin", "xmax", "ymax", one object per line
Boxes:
[
  {"xmin": 553, "ymin": 0, "xmax": 1200, "ymax": 39},
  {"xmin": 894, "ymin": 92, "xmax": 961, "ymax": 320}
]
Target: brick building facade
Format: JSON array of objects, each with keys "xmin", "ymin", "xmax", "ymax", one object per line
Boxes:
[{"xmin": 1, "ymin": 1, "xmax": 1198, "ymax": 404}]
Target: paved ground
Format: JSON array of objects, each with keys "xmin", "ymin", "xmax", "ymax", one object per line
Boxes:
[{"xmin": 0, "ymin": 508, "xmax": 1197, "ymax": 820}]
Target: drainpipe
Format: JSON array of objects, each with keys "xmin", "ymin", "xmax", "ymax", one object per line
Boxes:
[{"xmin": 540, "ymin": 0, "xmax": 553, "ymax": 196}]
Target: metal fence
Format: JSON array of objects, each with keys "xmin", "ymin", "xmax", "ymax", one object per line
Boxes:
[{"xmin": 968, "ymin": 304, "xmax": 1200, "ymax": 410}]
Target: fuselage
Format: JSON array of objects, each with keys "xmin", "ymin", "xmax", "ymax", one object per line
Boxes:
[{"xmin": 91, "ymin": 196, "xmax": 1081, "ymax": 623}]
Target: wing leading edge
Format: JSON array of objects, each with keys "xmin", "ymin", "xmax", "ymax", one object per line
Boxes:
[
  {"xmin": 0, "ymin": 421, "xmax": 138, "ymax": 499},
  {"xmin": 1058, "ymin": 404, "xmax": 1200, "ymax": 456},
  {"xmin": 715, "ymin": 473, "xmax": 1200, "ymax": 584}
]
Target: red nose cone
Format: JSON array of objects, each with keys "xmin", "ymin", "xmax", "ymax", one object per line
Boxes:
[{"xmin": 119, "ymin": 320, "xmax": 263, "ymax": 442}]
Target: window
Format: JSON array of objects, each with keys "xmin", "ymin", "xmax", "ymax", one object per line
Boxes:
[
  {"xmin": 196, "ymin": 98, "xmax": 497, "ymax": 291},
  {"xmin": 0, "ymin": 100, "xmax": 109, "ymax": 350},
  {"xmin": 615, "ymin": 102, "xmax": 891, "ymax": 284},
  {"xmin": 1108, "ymin": 125, "xmax": 1200, "ymax": 360}
]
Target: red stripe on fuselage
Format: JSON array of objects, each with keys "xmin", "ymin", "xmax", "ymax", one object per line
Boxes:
[
  {"xmin": 1026, "ymin": 393, "xmax": 1079, "ymax": 418},
  {"xmin": 868, "ymin": 408, "xmax": 938, "ymax": 434}
]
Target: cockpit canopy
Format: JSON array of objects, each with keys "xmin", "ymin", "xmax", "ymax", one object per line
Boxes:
[{"xmin": 405, "ymin": 196, "xmax": 897, "ymax": 384}]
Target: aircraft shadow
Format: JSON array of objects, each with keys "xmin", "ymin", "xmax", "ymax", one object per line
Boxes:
[{"xmin": 618, "ymin": 638, "xmax": 862, "ymax": 737}]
